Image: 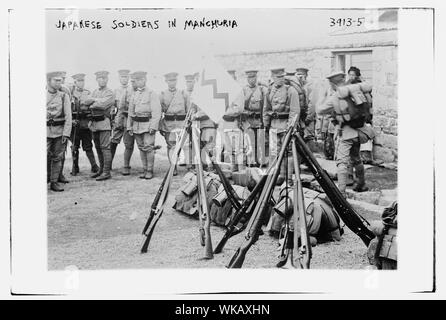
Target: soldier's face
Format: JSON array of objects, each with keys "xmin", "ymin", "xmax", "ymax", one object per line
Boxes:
[
  {"xmin": 120, "ymin": 75, "xmax": 129, "ymax": 86},
  {"xmin": 75, "ymin": 80, "xmax": 85, "ymax": 90},
  {"xmin": 348, "ymin": 71, "xmax": 357, "ymax": 82},
  {"xmin": 247, "ymin": 76, "xmax": 257, "ymax": 87},
  {"xmin": 296, "ymin": 71, "xmax": 307, "ymax": 82},
  {"xmin": 186, "ymin": 80, "xmax": 195, "ymax": 92},
  {"xmin": 273, "ymin": 75, "xmax": 285, "ymax": 87},
  {"xmin": 135, "ymin": 78, "xmax": 146, "ymax": 88},
  {"xmin": 131, "ymin": 79, "xmax": 137, "ymax": 90},
  {"xmin": 96, "ymin": 76, "xmax": 108, "ymax": 87},
  {"xmin": 49, "ymin": 77, "xmax": 62, "ymax": 90},
  {"xmin": 166, "ymin": 79, "xmax": 177, "ymax": 90}
]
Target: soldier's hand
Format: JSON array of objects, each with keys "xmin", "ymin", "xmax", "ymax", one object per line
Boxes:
[
  {"xmin": 128, "ymin": 129, "xmax": 133, "ymax": 136},
  {"xmin": 62, "ymin": 136, "xmax": 68, "ymax": 144}
]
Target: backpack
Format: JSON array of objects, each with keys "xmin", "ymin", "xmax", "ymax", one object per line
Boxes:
[{"xmin": 334, "ymin": 83, "xmax": 373, "ymax": 129}]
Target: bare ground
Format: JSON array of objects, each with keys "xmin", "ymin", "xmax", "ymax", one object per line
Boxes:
[{"xmin": 48, "ymin": 147, "xmax": 383, "ymax": 270}]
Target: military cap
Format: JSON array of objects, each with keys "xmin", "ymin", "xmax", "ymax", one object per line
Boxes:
[
  {"xmin": 131, "ymin": 71, "xmax": 147, "ymax": 79},
  {"xmin": 47, "ymin": 71, "xmax": 65, "ymax": 80},
  {"xmin": 296, "ymin": 67, "xmax": 309, "ymax": 74},
  {"xmin": 164, "ymin": 72, "xmax": 178, "ymax": 80},
  {"xmin": 72, "ymin": 73, "xmax": 86, "ymax": 81},
  {"xmin": 270, "ymin": 67, "xmax": 285, "ymax": 77},
  {"xmin": 245, "ymin": 69, "xmax": 258, "ymax": 78},
  {"xmin": 95, "ymin": 71, "xmax": 109, "ymax": 78},
  {"xmin": 184, "ymin": 74, "xmax": 196, "ymax": 81},
  {"xmin": 326, "ymin": 71, "xmax": 346, "ymax": 81},
  {"xmin": 285, "ymin": 68, "xmax": 296, "ymax": 76},
  {"xmin": 118, "ymin": 69, "xmax": 131, "ymax": 76}
]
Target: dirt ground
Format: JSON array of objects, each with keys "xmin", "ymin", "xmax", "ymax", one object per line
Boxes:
[{"xmin": 48, "ymin": 146, "xmax": 385, "ymax": 271}]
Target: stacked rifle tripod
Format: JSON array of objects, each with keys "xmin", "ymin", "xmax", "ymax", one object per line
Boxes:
[{"xmin": 140, "ymin": 113, "xmax": 376, "ymax": 269}]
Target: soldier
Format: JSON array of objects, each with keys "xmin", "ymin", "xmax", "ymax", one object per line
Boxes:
[
  {"xmin": 110, "ymin": 69, "xmax": 136, "ymax": 175},
  {"xmin": 263, "ymin": 67, "xmax": 300, "ymax": 185},
  {"xmin": 241, "ymin": 69, "xmax": 267, "ymax": 167},
  {"xmin": 70, "ymin": 73, "xmax": 99, "ymax": 175},
  {"xmin": 55, "ymin": 71, "xmax": 73, "ymax": 184},
  {"xmin": 159, "ymin": 72, "xmax": 190, "ymax": 176},
  {"xmin": 83, "ymin": 71, "xmax": 115, "ymax": 181},
  {"xmin": 47, "ymin": 71, "xmax": 72, "ymax": 192},
  {"xmin": 316, "ymin": 71, "xmax": 372, "ymax": 195},
  {"xmin": 296, "ymin": 67, "xmax": 318, "ymax": 152},
  {"xmin": 187, "ymin": 73, "xmax": 218, "ymax": 171},
  {"xmin": 127, "ymin": 71, "xmax": 162, "ymax": 179}
]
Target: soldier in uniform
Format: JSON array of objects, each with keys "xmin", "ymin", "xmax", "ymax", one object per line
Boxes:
[
  {"xmin": 70, "ymin": 73, "xmax": 99, "ymax": 175},
  {"xmin": 55, "ymin": 71, "xmax": 73, "ymax": 184},
  {"xmin": 263, "ymin": 67, "xmax": 301, "ymax": 185},
  {"xmin": 296, "ymin": 67, "xmax": 318, "ymax": 152},
  {"xmin": 83, "ymin": 71, "xmax": 115, "ymax": 181},
  {"xmin": 46, "ymin": 71, "xmax": 72, "ymax": 192},
  {"xmin": 159, "ymin": 72, "xmax": 190, "ymax": 176},
  {"xmin": 127, "ymin": 71, "xmax": 162, "ymax": 179},
  {"xmin": 241, "ymin": 69, "xmax": 267, "ymax": 167},
  {"xmin": 316, "ymin": 71, "xmax": 371, "ymax": 195},
  {"xmin": 110, "ymin": 69, "xmax": 136, "ymax": 175}
]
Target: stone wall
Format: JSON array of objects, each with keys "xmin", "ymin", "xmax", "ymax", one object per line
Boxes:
[{"xmin": 215, "ymin": 33, "xmax": 398, "ymax": 163}]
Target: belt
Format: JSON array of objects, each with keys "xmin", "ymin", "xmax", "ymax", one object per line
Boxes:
[
  {"xmin": 72, "ymin": 112, "xmax": 91, "ymax": 120},
  {"xmin": 242, "ymin": 112, "xmax": 262, "ymax": 119},
  {"xmin": 91, "ymin": 115, "xmax": 105, "ymax": 122},
  {"xmin": 121, "ymin": 111, "xmax": 129, "ymax": 115},
  {"xmin": 47, "ymin": 119, "xmax": 65, "ymax": 126},
  {"xmin": 197, "ymin": 115, "xmax": 210, "ymax": 121},
  {"xmin": 222, "ymin": 114, "xmax": 240, "ymax": 122},
  {"xmin": 269, "ymin": 112, "xmax": 289, "ymax": 120},
  {"xmin": 164, "ymin": 114, "xmax": 186, "ymax": 121},
  {"xmin": 132, "ymin": 116, "xmax": 152, "ymax": 122}
]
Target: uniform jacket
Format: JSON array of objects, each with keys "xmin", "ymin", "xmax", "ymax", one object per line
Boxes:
[
  {"xmin": 47, "ymin": 89, "xmax": 72, "ymax": 138},
  {"xmin": 87, "ymin": 86, "xmax": 115, "ymax": 132},
  {"xmin": 114, "ymin": 85, "xmax": 134, "ymax": 129},
  {"xmin": 242, "ymin": 84, "xmax": 266, "ymax": 128},
  {"xmin": 127, "ymin": 86, "xmax": 162, "ymax": 134},
  {"xmin": 159, "ymin": 88, "xmax": 190, "ymax": 132},
  {"xmin": 72, "ymin": 87, "xmax": 92, "ymax": 129},
  {"xmin": 263, "ymin": 84, "xmax": 301, "ymax": 132}
]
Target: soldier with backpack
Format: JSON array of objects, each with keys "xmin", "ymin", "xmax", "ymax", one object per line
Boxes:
[{"xmin": 316, "ymin": 71, "xmax": 375, "ymax": 195}]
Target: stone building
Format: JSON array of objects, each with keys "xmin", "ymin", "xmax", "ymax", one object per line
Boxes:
[{"xmin": 216, "ymin": 10, "xmax": 398, "ymax": 163}]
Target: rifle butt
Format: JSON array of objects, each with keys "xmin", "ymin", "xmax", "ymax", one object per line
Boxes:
[
  {"xmin": 140, "ymin": 212, "xmax": 163, "ymax": 253},
  {"xmin": 203, "ymin": 234, "xmax": 214, "ymax": 260},
  {"xmin": 227, "ymin": 248, "xmax": 247, "ymax": 269},
  {"xmin": 213, "ymin": 236, "xmax": 228, "ymax": 254}
]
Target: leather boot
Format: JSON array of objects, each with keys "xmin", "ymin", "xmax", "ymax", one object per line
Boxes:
[
  {"xmin": 50, "ymin": 160, "xmax": 64, "ymax": 192},
  {"xmin": 85, "ymin": 149, "xmax": 99, "ymax": 173},
  {"xmin": 337, "ymin": 166, "xmax": 349, "ymax": 196},
  {"xmin": 91, "ymin": 149, "xmax": 104, "ymax": 178},
  {"xmin": 47, "ymin": 157, "xmax": 51, "ymax": 183},
  {"xmin": 110, "ymin": 142, "xmax": 118, "ymax": 170},
  {"xmin": 70, "ymin": 148, "xmax": 80, "ymax": 176},
  {"xmin": 139, "ymin": 150, "xmax": 148, "ymax": 179},
  {"xmin": 353, "ymin": 164, "xmax": 369, "ymax": 192},
  {"xmin": 145, "ymin": 150, "xmax": 155, "ymax": 179},
  {"xmin": 58, "ymin": 156, "xmax": 69, "ymax": 183},
  {"xmin": 96, "ymin": 149, "xmax": 112, "ymax": 181},
  {"xmin": 122, "ymin": 147, "xmax": 133, "ymax": 176}
]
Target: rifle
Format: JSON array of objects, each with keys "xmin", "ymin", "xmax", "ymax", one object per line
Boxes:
[
  {"xmin": 140, "ymin": 107, "xmax": 193, "ymax": 253},
  {"xmin": 211, "ymin": 159, "xmax": 242, "ymax": 211},
  {"xmin": 293, "ymin": 132, "xmax": 375, "ymax": 246},
  {"xmin": 192, "ymin": 121, "xmax": 213, "ymax": 259},
  {"xmin": 292, "ymin": 136, "xmax": 311, "ymax": 268},
  {"xmin": 227, "ymin": 115, "xmax": 299, "ymax": 268}
]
